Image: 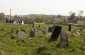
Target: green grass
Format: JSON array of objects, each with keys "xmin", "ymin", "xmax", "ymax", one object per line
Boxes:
[{"xmin": 0, "ymin": 23, "xmax": 85, "ymax": 55}]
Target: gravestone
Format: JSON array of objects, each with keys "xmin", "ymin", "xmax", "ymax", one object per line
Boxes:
[
  {"xmin": 37, "ymin": 29, "xmax": 42, "ymax": 34},
  {"xmin": 6, "ymin": 19, "xmax": 9, "ymax": 23},
  {"xmin": 48, "ymin": 27, "xmax": 53, "ymax": 32},
  {"xmin": 48, "ymin": 26, "xmax": 62, "ymax": 41},
  {"xmin": 10, "ymin": 29, "xmax": 16, "ymax": 39},
  {"xmin": 29, "ymin": 27, "xmax": 35, "ymax": 38},
  {"xmin": 13, "ymin": 21, "xmax": 17, "ymax": 24},
  {"xmin": 21, "ymin": 21, "xmax": 24, "ymax": 25},
  {"xmin": 72, "ymin": 30, "xmax": 80, "ymax": 37},
  {"xmin": 42, "ymin": 27, "xmax": 48, "ymax": 34},
  {"xmin": 34, "ymin": 27, "xmax": 38, "ymax": 34},
  {"xmin": 57, "ymin": 30, "xmax": 68, "ymax": 48},
  {"xmin": 45, "ymin": 27, "xmax": 48, "ymax": 33},
  {"xmin": 17, "ymin": 30, "xmax": 26, "ymax": 42}
]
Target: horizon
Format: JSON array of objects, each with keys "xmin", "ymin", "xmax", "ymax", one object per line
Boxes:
[{"xmin": 0, "ymin": 0, "xmax": 85, "ymax": 16}]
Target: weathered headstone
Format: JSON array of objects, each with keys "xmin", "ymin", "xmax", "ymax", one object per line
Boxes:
[
  {"xmin": 34, "ymin": 27, "xmax": 38, "ymax": 34},
  {"xmin": 37, "ymin": 29, "xmax": 42, "ymax": 34},
  {"xmin": 29, "ymin": 27, "xmax": 35, "ymax": 38},
  {"xmin": 45, "ymin": 27, "xmax": 48, "ymax": 33},
  {"xmin": 6, "ymin": 19, "xmax": 9, "ymax": 23},
  {"xmin": 48, "ymin": 26, "xmax": 62, "ymax": 41},
  {"xmin": 42, "ymin": 27, "xmax": 48, "ymax": 34},
  {"xmin": 21, "ymin": 21, "xmax": 24, "ymax": 25},
  {"xmin": 13, "ymin": 21, "xmax": 17, "ymax": 24},
  {"xmin": 48, "ymin": 27, "xmax": 53, "ymax": 32},
  {"xmin": 10, "ymin": 29, "xmax": 16, "ymax": 39},
  {"xmin": 17, "ymin": 30, "xmax": 26, "ymax": 42},
  {"xmin": 72, "ymin": 30, "xmax": 80, "ymax": 37},
  {"xmin": 57, "ymin": 30, "xmax": 68, "ymax": 48}
]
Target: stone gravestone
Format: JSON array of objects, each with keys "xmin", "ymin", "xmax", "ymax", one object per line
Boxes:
[
  {"xmin": 17, "ymin": 30, "xmax": 26, "ymax": 42},
  {"xmin": 45, "ymin": 27, "xmax": 48, "ymax": 33},
  {"xmin": 57, "ymin": 30, "xmax": 68, "ymax": 48},
  {"xmin": 48, "ymin": 26, "xmax": 62, "ymax": 41},
  {"xmin": 34, "ymin": 27, "xmax": 38, "ymax": 34},
  {"xmin": 42, "ymin": 27, "xmax": 48, "ymax": 34},
  {"xmin": 21, "ymin": 21, "xmax": 24, "ymax": 25},
  {"xmin": 10, "ymin": 29, "xmax": 15, "ymax": 39},
  {"xmin": 13, "ymin": 21, "xmax": 17, "ymax": 24},
  {"xmin": 48, "ymin": 27, "xmax": 53, "ymax": 32},
  {"xmin": 29, "ymin": 27, "xmax": 35, "ymax": 38},
  {"xmin": 72, "ymin": 30, "xmax": 80, "ymax": 37},
  {"xmin": 6, "ymin": 19, "xmax": 9, "ymax": 23}
]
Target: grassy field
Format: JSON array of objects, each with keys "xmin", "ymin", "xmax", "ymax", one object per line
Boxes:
[{"xmin": 0, "ymin": 23, "xmax": 85, "ymax": 55}]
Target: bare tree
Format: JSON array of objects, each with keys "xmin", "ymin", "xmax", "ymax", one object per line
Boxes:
[{"xmin": 78, "ymin": 10, "xmax": 84, "ymax": 19}]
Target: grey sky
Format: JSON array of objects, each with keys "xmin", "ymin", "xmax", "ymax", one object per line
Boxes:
[{"xmin": 0, "ymin": 0, "xmax": 85, "ymax": 15}]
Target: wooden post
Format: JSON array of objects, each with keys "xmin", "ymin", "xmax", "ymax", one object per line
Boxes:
[{"xmin": 68, "ymin": 24, "xmax": 71, "ymax": 31}]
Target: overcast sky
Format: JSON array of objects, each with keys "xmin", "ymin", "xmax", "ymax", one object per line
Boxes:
[{"xmin": 0, "ymin": 0, "xmax": 85, "ymax": 15}]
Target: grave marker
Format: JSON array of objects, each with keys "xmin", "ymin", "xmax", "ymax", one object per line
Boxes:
[
  {"xmin": 58, "ymin": 30, "xmax": 68, "ymax": 48},
  {"xmin": 17, "ymin": 30, "xmax": 26, "ymax": 42},
  {"xmin": 48, "ymin": 27, "xmax": 53, "ymax": 32},
  {"xmin": 48, "ymin": 26, "xmax": 62, "ymax": 41},
  {"xmin": 29, "ymin": 27, "xmax": 35, "ymax": 38}
]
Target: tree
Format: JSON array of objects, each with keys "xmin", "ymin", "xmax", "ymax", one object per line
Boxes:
[
  {"xmin": 69, "ymin": 12, "xmax": 77, "ymax": 23},
  {"xmin": 78, "ymin": 10, "xmax": 84, "ymax": 19},
  {"xmin": 69, "ymin": 12, "xmax": 75, "ymax": 20}
]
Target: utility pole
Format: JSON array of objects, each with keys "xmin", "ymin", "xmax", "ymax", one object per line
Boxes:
[{"xmin": 10, "ymin": 8, "xmax": 11, "ymax": 20}]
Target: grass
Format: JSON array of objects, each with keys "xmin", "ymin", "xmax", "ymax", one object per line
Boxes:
[{"xmin": 0, "ymin": 23, "xmax": 85, "ymax": 55}]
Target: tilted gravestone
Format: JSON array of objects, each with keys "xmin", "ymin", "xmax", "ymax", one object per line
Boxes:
[
  {"xmin": 57, "ymin": 30, "xmax": 68, "ymax": 48},
  {"xmin": 72, "ymin": 30, "xmax": 80, "ymax": 37},
  {"xmin": 48, "ymin": 26, "xmax": 62, "ymax": 41},
  {"xmin": 29, "ymin": 27, "xmax": 35, "ymax": 38},
  {"xmin": 17, "ymin": 30, "xmax": 26, "ymax": 42}
]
